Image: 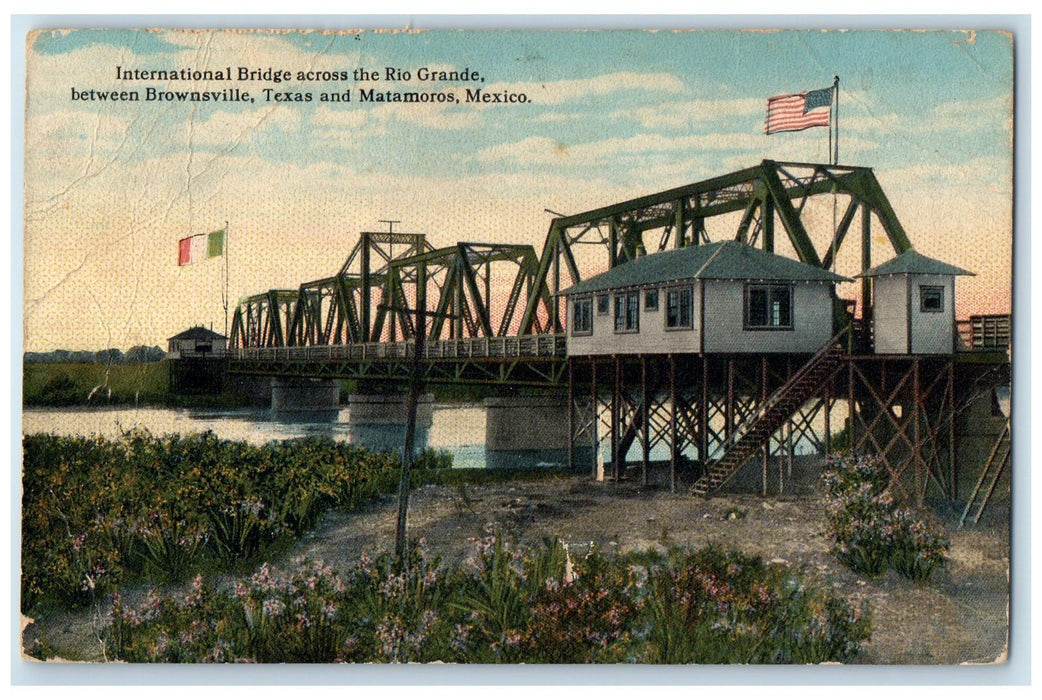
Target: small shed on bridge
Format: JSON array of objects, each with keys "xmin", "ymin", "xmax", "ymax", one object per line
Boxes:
[
  {"xmin": 859, "ymin": 250, "xmax": 973, "ymax": 355},
  {"xmin": 561, "ymin": 240, "xmax": 850, "ymax": 357},
  {"xmin": 167, "ymin": 326, "xmax": 227, "ymax": 359}
]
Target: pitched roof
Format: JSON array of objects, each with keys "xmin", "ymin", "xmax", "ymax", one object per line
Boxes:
[
  {"xmin": 168, "ymin": 326, "xmax": 227, "ymax": 341},
  {"xmin": 561, "ymin": 240, "xmax": 850, "ymax": 296},
  {"xmin": 858, "ymin": 250, "xmax": 974, "ymax": 278}
]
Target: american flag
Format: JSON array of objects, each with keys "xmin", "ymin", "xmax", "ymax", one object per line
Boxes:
[{"xmin": 765, "ymin": 87, "xmax": 833, "ymax": 135}]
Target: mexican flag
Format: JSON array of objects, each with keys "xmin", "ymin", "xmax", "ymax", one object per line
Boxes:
[{"xmin": 178, "ymin": 229, "xmax": 225, "ymax": 266}]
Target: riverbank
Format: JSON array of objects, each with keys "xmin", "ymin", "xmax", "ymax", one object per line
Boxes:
[
  {"xmin": 23, "ymin": 360, "xmax": 511, "ymax": 409},
  {"xmin": 22, "ymin": 476, "xmax": 1009, "ymax": 665},
  {"xmin": 22, "ymin": 361, "xmax": 256, "ymax": 409}
]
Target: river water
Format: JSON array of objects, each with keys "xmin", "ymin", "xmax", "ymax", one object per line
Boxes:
[
  {"xmin": 21, "ymin": 404, "xmax": 490, "ymax": 469},
  {"xmin": 22, "ymin": 401, "xmax": 826, "ymax": 472}
]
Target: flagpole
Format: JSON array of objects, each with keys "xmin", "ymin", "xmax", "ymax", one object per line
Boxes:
[
  {"xmin": 833, "ymin": 75, "xmax": 840, "ymax": 165},
  {"xmin": 224, "ymin": 221, "xmax": 230, "ymax": 339}
]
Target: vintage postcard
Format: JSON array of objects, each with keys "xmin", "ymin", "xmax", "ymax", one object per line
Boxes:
[{"xmin": 20, "ymin": 26, "xmax": 1013, "ymax": 669}]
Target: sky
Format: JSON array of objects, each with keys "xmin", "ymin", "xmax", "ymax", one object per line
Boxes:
[{"xmin": 21, "ymin": 27, "xmax": 1014, "ymax": 351}]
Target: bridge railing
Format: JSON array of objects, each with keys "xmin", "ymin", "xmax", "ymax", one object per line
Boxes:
[
  {"xmin": 956, "ymin": 314, "xmax": 1011, "ymax": 352},
  {"xmin": 231, "ymin": 334, "xmax": 567, "ymax": 362}
]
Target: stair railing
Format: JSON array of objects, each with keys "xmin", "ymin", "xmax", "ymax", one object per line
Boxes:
[{"xmin": 716, "ymin": 325, "xmax": 851, "ymax": 457}]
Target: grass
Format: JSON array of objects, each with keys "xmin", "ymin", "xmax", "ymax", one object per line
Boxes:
[
  {"xmin": 23, "ymin": 361, "xmax": 170, "ymax": 407},
  {"xmin": 23, "ymin": 361, "xmax": 257, "ymax": 408}
]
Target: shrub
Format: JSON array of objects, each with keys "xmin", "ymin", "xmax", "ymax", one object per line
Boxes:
[
  {"xmin": 21, "ymin": 431, "xmax": 398, "ymax": 612},
  {"xmin": 822, "ymin": 457, "xmax": 949, "ymax": 583},
  {"xmin": 100, "ymin": 538, "xmax": 871, "ymax": 664},
  {"xmin": 889, "ymin": 510, "xmax": 950, "ymax": 584},
  {"xmin": 414, "ymin": 448, "xmax": 453, "ymax": 470}
]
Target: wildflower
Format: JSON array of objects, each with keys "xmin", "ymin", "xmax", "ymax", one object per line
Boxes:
[
  {"xmin": 450, "ymin": 624, "xmax": 471, "ymax": 652},
  {"xmin": 141, "ymin": 587, "xmax": 162, "ymax": 622},
  {"xmin": 262, "ymin": 598, "xmax": 285, "ymax": 617},
  {"xmin": 184, "ymin": 574, "xmax": 204, "ymax": 607}
]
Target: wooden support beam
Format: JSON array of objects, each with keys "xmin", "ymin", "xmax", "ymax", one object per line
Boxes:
[
  {"xmin": 641, "ymin": 356, "xmax": 650, "ymax": 486},
  {"xmin": 914, "ymin": 359, "xmax": 923, "ymax": 505},
  {"xmin": 726, "ymin": 358, "xmax": 735, "ymax": 443},
  {"xmin": 949, "ymin": 362, "xmax": 958, "ymax": 500},
  {"xmin": 613, "ymin": 356, "xmax": 621, "ymax": 481},
  {"xmin": 849, "ymin": 359, "xmax": 856, "ymax": 456},
  {"xmin": 670, "ymin": 354, "xmax": 678, "ymax": 493},
  {"xmin": 591, "ymin": 359, "xmax": 599, "ymax": 479},
  {"xmin": 824, "ymin": 374, "xmax": 832, "ymax": 457},
  {"xmin": 567, "ymin": 357, "xmax": 574, "ymax": 475},
  {"xmin": 700, "ymin": 357, "xmax": 710, "ymax": 465},
  {"xmin": 762, "ymin": 356, "xmax": 769, "ymax": 496}
]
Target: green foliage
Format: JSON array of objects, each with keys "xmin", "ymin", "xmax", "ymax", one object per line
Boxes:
[
  {"xmin": 100, "ymin": 537, "xmax": 872, "ymax": 664},
  {"xmin": 414, "ymin": 448, "xmax": 453, "ymax": 470},
  {"xmin": 37, "ymin": 373, "xmax": 81, "ymax": 406},
  {"xmin": 21, "ymin": 431, "xmax": 398, "ymax": 612},
  {"xmin": 24, "ymin": 362, "xmax": 170, "ymax": 407},
  {"xmin": 639, "ymin": 546, "xmax": 870, "ymax": 663},
  {"xmin": 889, "ymin": 510, "xmax": 951, "ymax": 584},
  {"xmin": 822, "ymin": 457, "xmax": 949, "ymax": 583}
]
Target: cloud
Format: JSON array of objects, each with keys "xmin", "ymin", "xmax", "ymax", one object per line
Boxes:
[
  {"xmin": 612, "ymin": 98, "xmax": 762, "ymax": 130},
  {"xmin": 474, "ymin": 131, "xmax": 791, "ymax": 167}
]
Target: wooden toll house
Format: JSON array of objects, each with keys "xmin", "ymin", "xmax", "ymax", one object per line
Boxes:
[
  {"xmin": 562, "ymin": 240, "xmax": 850, "ymax": 356},
  {"xmin": 167, "ymin": 326, "xmax": 228, "ymax": 359},
  {"xmin": 859, "ymin": 250, "xmax": 974, "ymax": 355}
]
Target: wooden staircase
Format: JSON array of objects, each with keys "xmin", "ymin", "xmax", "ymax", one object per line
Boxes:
[
  {"xmin": 691, "ymin": 332, "xmax": 848, "ymax": 497},
  {"xmin": 959, "ymin": 421, "xmax": 1010, "ymax": 527}
]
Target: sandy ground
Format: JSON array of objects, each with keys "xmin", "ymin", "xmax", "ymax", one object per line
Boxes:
[{"xmin": 23, "ymin": 476, "xmax": 1009, "ymax": 665}]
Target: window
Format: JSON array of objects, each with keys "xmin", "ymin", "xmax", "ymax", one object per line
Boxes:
[
  {"xmin": 596, "ymin": 294, "xmax": 610, "ymax": 315},
  {"xmin": 920, "ymin": 285, "xmax": 944, "ymax": 313},
  {"xmin": 614, "ymin": 291, "xmax": 639, "ymax": 332},
  {"xmin": 665, "ymin": 287, "xmax": 693, "ymax": 329},
  {"xmin": 745, "ymin": 284, "xmax": 793, "ymax": 329},
  {"xmin": 572, "ymin": 298, "xmax": 592, "ymax": 335},
  {"xmin": 644, "ymin": 289, "xmax": 659, "ymax": 311}
]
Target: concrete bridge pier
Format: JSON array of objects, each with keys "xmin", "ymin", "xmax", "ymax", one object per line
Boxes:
[
  {"xmin": 485, "ymin": 394, "xmax": 592, "ymax": 471},
  {"xmin": 347, "ymin": 393, "xmax": 435, "ymax": 456}
]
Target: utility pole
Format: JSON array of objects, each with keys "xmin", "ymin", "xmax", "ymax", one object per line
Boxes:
[{"xmin": 394, "ymin": 258, "xmax": 428, "ymax": 564}]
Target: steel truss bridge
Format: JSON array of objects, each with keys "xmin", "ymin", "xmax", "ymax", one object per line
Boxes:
[{"xmin": 226, "ymin": 160, "xmax": 1011, "ymax": 504}]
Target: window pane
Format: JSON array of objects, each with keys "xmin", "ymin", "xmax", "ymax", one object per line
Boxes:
[
  {"xmin": 573, "ymin": 299, "xmax": 591, "ymax": 333},
  {"xmin": 627, "ymin": 292, "xmax": 639, "ymax": 330},
  {"xmin": 770, "ymin": 286, "xmax": 792, "ymax": 327},
  {"xmin": 597, "ymin": 294, "xmax": 610, "ymax": 315},
  {"xmin": 614, "ymin": 294, "xmax": 625, "ymax": 331},
  {"xmin": 645, "ymin": 289, "xmax": 658, "ymax": 310},
  {"xmin": 666, "ymin": 287, "xmax": 692, "ymax": 328},
  {"xmin": 920, "ymin": 286, "xmax": 944, "ymax": 312},
  {"xmin": 747, "ymin": 288, "xmax": 767, "ymax": 327}
]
